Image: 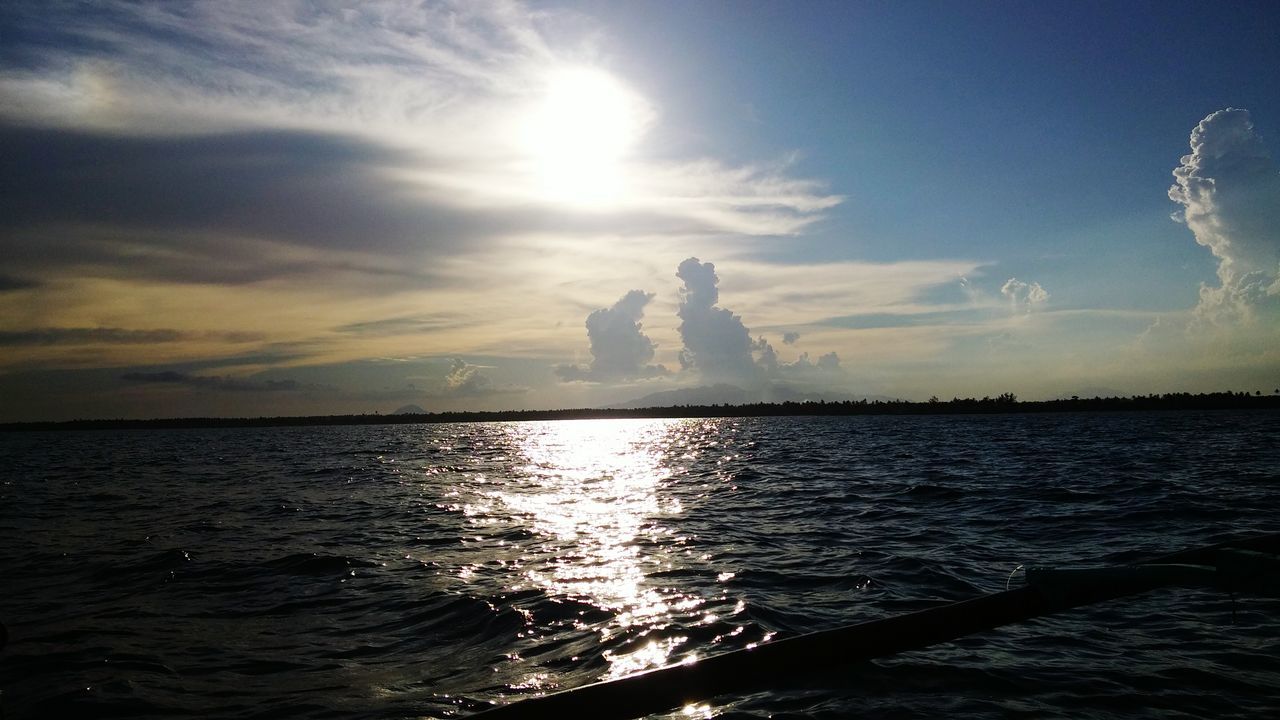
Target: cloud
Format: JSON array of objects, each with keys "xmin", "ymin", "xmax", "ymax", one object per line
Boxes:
[
  {"xmin": 958, "ymin": 275, "xmax": 985, "ymax": 304},
  {"xmin": 557, "ymin": 290, "xmax": 668, "ymax": 382},
  {"xmin": 675, "ymin": 257, "xmax": 768, "ymax": 383},
  {"xmin": 782, "ymin": 331, "xmax": 800, "ymax": 345},
  {"xmin": 779, "ymin": 350, "xmax": 842, "ymax": 375},
  {"xmin": 440, "ymin": 358, "xmax": 523, "ymax": 397},
  {"xmin": 334, "ymin": 314, "xmax": 471, "ymax": 336},
  {"xmin": 0, "ymin": 2, "xmax": 837, "ymax": 237},
  {"xmin": 1168, "ymin": 108, "xmax": 1280, "ymax": 325},
  {"xmin": 1000, "ymin": 278, "xmax": 1049, "ymax": 313},
  {"xmin": 673, "ymin": 257, "xmax": 846, "ymax": 386},
  {"xmin": 0, "ymin": 1, "xmax": 842, "ymax": 392},
  {"xmin": 0, "ymin": 126, "xmax": 514, "ymax": 287},
  {"xmin": 753, "ymin": 336, "xmax": 779, "ymax": 374},
  {"xmin": 0, "ymin": 274, "xmax": 38, "ymax": 292},
  {"xmin": 120, "ymin": 371, "xmax": 327, "ymax": 393},
  {"xmin": 3, "ymin": 328, "xmax": 179, "ymax": 346},
  {"xmin": 443, "ymin": 358, "xmax": 492, "ymax": 395},
  {"xmin": 0, "ymin": 327, "xmax": 260, "ymax": 346},
  {"xmin": 0, "ymin": 1, "xmax": 551, "ymax": 140}
]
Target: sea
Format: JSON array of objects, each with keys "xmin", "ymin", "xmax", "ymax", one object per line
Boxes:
[{"xmin": 1, "ymin": 411, "xmax": 1278, "ymax": 719}]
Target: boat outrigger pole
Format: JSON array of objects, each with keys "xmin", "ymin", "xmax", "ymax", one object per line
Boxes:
[{"xmin": 471, "ymin": 531, "xmax": 1280, "ymax": 719}]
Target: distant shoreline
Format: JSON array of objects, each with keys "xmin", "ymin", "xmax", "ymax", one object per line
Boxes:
[{"xmin": 2, "ymin": 391, "xmax": 1278, "ymax": 431}]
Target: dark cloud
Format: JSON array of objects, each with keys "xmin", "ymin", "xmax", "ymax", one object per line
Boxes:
[
  {"xmin": 121, "ymin": 371, "xmax": 223, "ymax": 388},
  {"xmin": 0, "ymin": 124, "xmax": 800, "ymax": 290},
  {"xmin": 0, "ymin": 327, "xmax": 261, "ymax": 346},
  {"xmin": 0, "ymin": 274, "xmax": 38, "ymax": 292},
  {"xmin": 557, "ymin": 290, "xmax": 668, "ymax": 382},
  {"xmin": 782, "ymin": 331, "xmax": 800, "ymax": 345},
  {"xmin": 4, "ymin": 126, "xmax": 741, "ymax": 293},
  {"xmin": 0, "ymin": 327, "xmax": 180, "ymax": 346},
  {"xmin": 120, "ymin": 371, "xmax": 330, "ymax": 393},
  {"xmin": 334, "ymin": 314, "xmax": 471, "ymax": 336},
  {"xmin": 1, "ymin": 126, "xmax": 400, "ymax": 240},
  {"xmin": 0, "ymin": 125, "xmax": 497, "ymax": 287}
]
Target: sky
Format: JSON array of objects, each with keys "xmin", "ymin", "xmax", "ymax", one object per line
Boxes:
[{"xmin": 1, "ymin": 0, "xmax": 1279, "ymax": 421}]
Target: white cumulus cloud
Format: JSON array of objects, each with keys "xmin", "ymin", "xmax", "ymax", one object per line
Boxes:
[
  {"xmin": 1168, "ymin": 108, "xmax": 1280, "ymax": 325},
  {"xmin": 674, "ymin": 257, "xmax": 844, "ymax": 385},
  {"xmin": 442, "ymin": 358, "xmax": 500, "ymax": 397},
  {"xmin": 1000, "ymin": 278, "xmax": 1049, "ymax": 313},
  {"xmin": 556, "ymin": 289, "xmax": 668, "ymax": 382},
  {"xmin": 676, "ymin": 257, "xmax": 767, "ymax": 383}
]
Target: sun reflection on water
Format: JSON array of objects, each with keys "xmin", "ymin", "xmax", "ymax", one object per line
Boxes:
[{"xmin": 490, "ymin": 418, "xmax": 695, "ymax": 677}]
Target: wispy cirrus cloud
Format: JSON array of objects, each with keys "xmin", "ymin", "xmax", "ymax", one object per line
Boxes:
[
  {"xmin": 0, "ymin": 1, "xmax": 837, "ymax": 235},
  {"xmin": 0, "ymin": 0, "xmax": 841, "ymax": 397}
]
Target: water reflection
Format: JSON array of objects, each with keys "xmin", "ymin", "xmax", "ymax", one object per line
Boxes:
[{"xmin": 490, "ymin": 419, "xmax": 695, "ymax": 677}]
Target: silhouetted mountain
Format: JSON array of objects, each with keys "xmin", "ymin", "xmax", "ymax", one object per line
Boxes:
[{"xmin": 392, "ymin": 404, "xmax": 427, "ymax": 415}]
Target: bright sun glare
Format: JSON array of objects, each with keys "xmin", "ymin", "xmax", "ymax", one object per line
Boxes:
[{"xmin": 521, "ymin": 67, "xmax": 648, "ymax": 207}]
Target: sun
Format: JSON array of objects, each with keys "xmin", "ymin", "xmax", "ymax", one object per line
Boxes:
[{"xmin": 521, "ymin": 67, "xmax": 650, "ymax": 207}]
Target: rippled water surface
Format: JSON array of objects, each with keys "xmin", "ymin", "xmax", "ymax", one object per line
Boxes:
[{"xmin": 2, "ymin": 412, "xmax": 1278, "ymax": 718}]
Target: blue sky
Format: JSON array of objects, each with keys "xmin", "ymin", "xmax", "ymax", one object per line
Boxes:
[{"xmin": 1, "ymin": 1, "xmax": 1278, "ymax": 420}]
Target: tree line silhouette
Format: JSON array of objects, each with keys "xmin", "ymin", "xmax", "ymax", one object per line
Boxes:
[{"xmin": 3, "ymin": 390, "xmax": 1278, "ymax": 431}]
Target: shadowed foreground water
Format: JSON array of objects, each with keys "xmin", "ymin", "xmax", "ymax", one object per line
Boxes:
[{"xmin": 1, "ymin": 411, "xmax": 1278, "ymax": 718}]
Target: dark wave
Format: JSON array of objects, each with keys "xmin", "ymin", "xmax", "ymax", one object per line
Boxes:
[{"xmin": 1, "ymin": 412, "xmax": 1277, "ymax": 719}]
